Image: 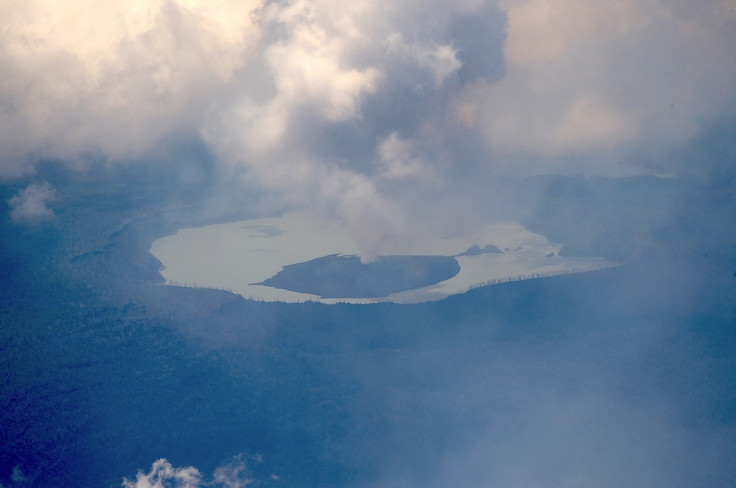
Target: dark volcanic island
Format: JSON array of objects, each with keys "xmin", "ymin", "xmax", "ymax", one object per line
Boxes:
[{"xmin": 254, "ymin": 254, "xmax": 461, "ymax": 298}]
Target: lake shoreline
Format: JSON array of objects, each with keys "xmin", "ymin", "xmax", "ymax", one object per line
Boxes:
[{"xmin": 150, "ymin": 213, "xmax": 614, "ymax": 304}]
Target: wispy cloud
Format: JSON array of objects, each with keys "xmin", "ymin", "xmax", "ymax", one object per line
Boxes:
[
  {"xmin": 122, "ymin": 454, "xmax": 272, "ymax": 488},
  {"xmin": 8, "ymin": 182, "xmax": 56, "ymax": 223}
]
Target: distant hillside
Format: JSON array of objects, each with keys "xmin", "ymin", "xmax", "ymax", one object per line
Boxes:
[{"xmin": 456, "ymin": 244, "xmax": 503, "ymax": 257}]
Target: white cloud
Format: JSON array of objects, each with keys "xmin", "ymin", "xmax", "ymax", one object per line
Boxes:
[
  {"xmin": 376, "ymin": 133, "xmax": 430, "ymax": 180},
  {"xmin": 0, "ymin": 0, "xmax": 263, "ymax": 175},
  {"xmin": 452, "ymin": 0, "xmax": 736, "ymax": 168},
  {"xmin": 212, "ymin": 453, "xmax": 256, "ymax": 487},
  {"xmin": 122, "ymin": 459, "xmax": 202, "ymax": 488},
  {"xmin": 263, "ymin": 22, "xmax": 380, "ymax": 123},
  {"xmin": 3, "ymin": 0, "xmax": 736, "ymax": 253},
  {"xmin": 122, "ymin": 455, "xmax": 272, "ymax": 488},
  {"xmin": 1, "ymin": 0, "xmax": 498, "ymax": 256},
  {"xmin": 205, "ymin": 0, "xmax": 383, "ymax": 161},
  {"xmin": 9, "ymin": 182, "xmax": 56, "ymax": 223},
  {"xmin": 385, "ymin": 33, "xmax": 462, "ymax": 87},
  {"xmin": 4, "ymin": 0, "xmax": 735, "ymax": 178},
  {"xmin": 501, "ymin": 0, "xmax": 648, "ymax": 67},
  {"xmin": 201, "ymin": 0, "xmax": 419, "ymax": 258}
]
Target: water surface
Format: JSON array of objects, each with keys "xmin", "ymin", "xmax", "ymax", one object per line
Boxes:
[{"xmin": 150, "ymin": 213, "xmax": 612, "ymax": 303}]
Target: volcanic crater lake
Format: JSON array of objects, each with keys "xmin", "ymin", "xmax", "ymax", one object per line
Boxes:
[
  {"xmin": 149, "ymin": 212, "xmax": 613, "ymax": 303},
  {"xmin": 255, "ymin": 254, "xmax": 461, "ymax": 298}
]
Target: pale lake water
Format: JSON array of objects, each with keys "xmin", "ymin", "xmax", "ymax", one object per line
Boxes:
[{"xmin": 149, "ymin": 212, "xmax": 613, "ymax": 304}]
